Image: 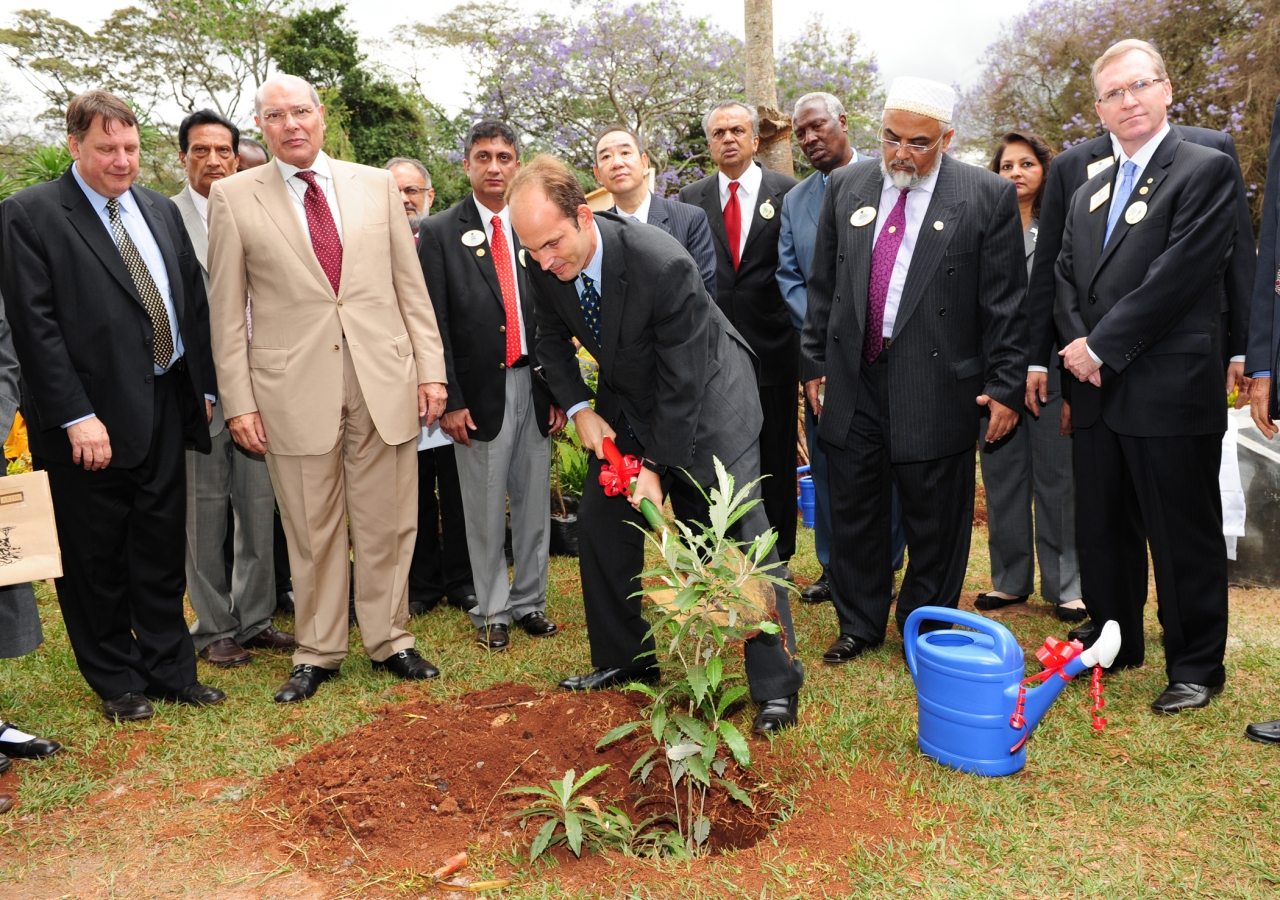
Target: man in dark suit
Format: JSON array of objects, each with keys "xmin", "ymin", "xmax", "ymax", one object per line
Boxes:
[
  {"xmin": 510, "ymin": 155, "xmax": 804, "ymax": 733},
  {"xmin": 680, "ymin": 102, "xmax": 800, "ymax": 573},
  {"xmin": 803, "ymin": 77, "xmax": 1027, "ymax": 663},
  {"xmin": 418, "ymin": 121, "xmax": 564, "ymax": 651},
  {"xmin": 1055, "ymin": 41, "xmax": 1239, "ymax": 713},
  {"xmin": 592, "ymin": 125, "xmax": 717, "ymax": 298},
  {"xmin": 0, "ymin": 91, "xmax": 224, "ymax": 720}
]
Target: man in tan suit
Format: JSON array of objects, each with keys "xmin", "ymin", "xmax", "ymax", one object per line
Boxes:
[{"xmin": 207, "ymin": 74, "xmax": 448, "ymax": 702}]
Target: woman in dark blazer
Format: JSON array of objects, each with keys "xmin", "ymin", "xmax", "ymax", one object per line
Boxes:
[{"xmin": 974, "ymin": 132, "xmax": 1085, "ymax": 623}]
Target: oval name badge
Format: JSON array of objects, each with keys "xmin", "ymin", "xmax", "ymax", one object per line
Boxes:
[
  {"xmin": 1124, "ymin": 201, "xmax": 1148, "ymax": 225},
  {"xmin": 759, "ymin": 199, "xmax": 775, "ymax": 220},
  {"xmin": 850, "ymin": 206, "xmax": 876, "ymax": 227},
  {"xmin": 518, "ymin": 248, "xmax": 528, "ymax": 268},
  {"xmin": 461, "ymin": 229, "xmax": 486, "ymax": 247}
]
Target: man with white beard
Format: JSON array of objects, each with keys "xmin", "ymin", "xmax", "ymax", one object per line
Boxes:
[{"xmin": 801, "ymin": 76, "xmax": 1027, "ymax": 663}]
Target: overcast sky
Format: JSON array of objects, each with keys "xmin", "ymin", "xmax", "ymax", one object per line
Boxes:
[{"xmin": 0, "ymin": 0, "xmax": 1031, "ymax": 121}]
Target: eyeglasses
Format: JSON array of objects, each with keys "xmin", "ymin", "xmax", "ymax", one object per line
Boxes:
[
  {"xmin": 260, "ymin": 106, "xmax": 316, "ymax": 125},
  {"xmin": 399, "ymin": 186, "xmax": 429, "ymax": 197},
  {"xmin": 879, "ymin": 131, "xmax": 945, "ymax": 155},
  {"xmin": 187, "ymin": 146, "xmax": 235, "ymax": 159},
  {"xmin": 1097, "ymin": 78, "xmax": 1165, "ymax": 106}
]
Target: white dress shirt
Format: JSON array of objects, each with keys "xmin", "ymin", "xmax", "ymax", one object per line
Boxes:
[
  {"xmin": 871, "ymin": 166, "xmax": 941, "ymax": 339},
  {"xmin": 276, "ymin": 151, "xmax": 343, "ymax": 243},
  {"xmin": 619, "ymin": 191, "xmax": 653, "ymax": 224},
  {"xmin": 473, "ymin": 195, "xmax": 528, "ymax": 356},
  {"xmin": 718, "ymin": 162, "xmax": 764, "ymax": 260},
  {"xmin": 566, "ymin": 222, "xmax": 606, "ymax": 421},
  {"xmin": 188, "ymin": 185, "xmax": 209, "ymax": 229}
]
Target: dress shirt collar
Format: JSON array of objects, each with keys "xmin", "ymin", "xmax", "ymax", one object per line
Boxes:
[
  {"xmin": 72, "ymin": 162, "xmax": 140, "ymax": 218},
  {"xmin": 1109, "ymin": 123, "xmax": 1171, "ymax": 176},
  {"xmin": 718, "ymin": 161, "xmax": 763, "ymax": 204},
  {"xmin": 275, "ymin": 149, "xmax": 334, "ymax": 185},
  {"xmin": 879, "ymin": 163, "xmax": 941, "ymax": 200},
  {"xmin": 187, "ymin": 185, "xmax": 209, "ymax": 227},
  {"xmin": 472, "ymin": 194, "xmax": 509, "ymax": 232},
  {"xmin": 621, "ymin": 191, "xmax": 653, "ymax": 224},
  {"xmin": 576, "ymin": 222, "xmax": 605, "ymax": 294},
  {"xmin": 821, "ymin": 153, "xmax": 859, "ymax": 185}
]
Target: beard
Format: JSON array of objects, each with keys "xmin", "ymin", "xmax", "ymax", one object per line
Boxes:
[
  {"xmin": 880, "ymin": 154, "xmax": 936, "ymax": 190},
  {"xmin": 408, "ymin": 211, "xmax": 427, "ymax": 232}
]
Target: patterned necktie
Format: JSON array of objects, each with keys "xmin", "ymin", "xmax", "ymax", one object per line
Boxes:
[
  {"xmin": 724, "ymin": 181, "xmax": 742, "ymax": 271},
  {"xmin": 1105, "ymin": 160, "xmax": 1138, "ymax": 247},
  {"xmin": 294, "ymin": 170, "xmax": 342, "ymax": 294},
  {"xmin": 490, "ymin": 215, "xmax": 522, "ymax": 366},
  {"xmin": 579, "ymin": 273, "xmax": 602, "ymax": 343},
  {"xmin": 864, "ymin": 188, "xmax": 910, "ymax": 363},
  {"xmin": 106, "ymin": 197, "xmax": 174, "ymax": 369}
]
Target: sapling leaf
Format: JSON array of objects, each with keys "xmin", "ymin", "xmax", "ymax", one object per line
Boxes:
[
  {"xmin": 640, "ymin": 760, "xmax": 656, "ymax": 784},
  {"xmin": 712, "ymin": 758, "xmax": 727, "ymax": 777},
  {"xmin": 530, "ymin": 817, "xmax": 559, "ymax": 861},
  {"xmin": 706, "ymin": 655, "xmax": 723, "ymax": 690},
  {"xmin": 715, "ymin": 778, "xmax": 755, "ymax": 809},
  {"xmin": 574, "ymin": 765, "xmax": 611, "ymax": 794},
  {"xmin": 687, "ymin": 664, "xmax": 709, "ymax": 707},
  {"xmin": 686, "ymin": 753, "xmax": 710, "ymax": 786},
  {"xmin": 564, "ymin": 809, "xmax": 583, "ymax": 856},
  {"xmin": 629, "ymin": 746, "xmax": 658, "ymax": 778},
  {"xmin": 716, "ymin": 685, "xmax": 748, "ymax": 717},
  {"xmin": 756, "ymin": 621, "xmax": 782, "ymax": 634},
  {"xmin": 718, "ymin": 720, "xmax": 751, "ymax": 767},
  {"xmin": 651, "ymin": 703, "xmax": 667, "ymax": 743},
  {"xmin": 597, "ymin": 720, "xmax": 643, "ymax": 748},
  {"xmin": 666, "ymin": 742, "xmax": 703, "ymax": 761},
  {"xmin": 692, "ymin": 816, "xmax": 711, "ymax": 846}
]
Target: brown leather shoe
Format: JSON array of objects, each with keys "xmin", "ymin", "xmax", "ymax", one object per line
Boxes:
[
  {"xmin": 0, "ymin": 792, "xmax": 14, "ymax": 813},
  {"xmin": 198, "ymin": 638, "xmax": 251, "ymax": 668},
  {"xmin": 243, "ymin": 626, "xmax": 297, "ymax": 651}
]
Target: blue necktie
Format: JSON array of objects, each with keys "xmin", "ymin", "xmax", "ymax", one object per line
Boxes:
[
  {"xmin": 1104, "ymin": 160, "xmax": 1138, "ymax": 246},
  {"xmin": 579, "ymin": 272, "xmax": 602, "ymax": 342}
]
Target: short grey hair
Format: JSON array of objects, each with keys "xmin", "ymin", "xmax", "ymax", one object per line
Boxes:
[
  {"xmin": 385, "ymin": 157, "xmax": 432, "ymax": 188},
  {"xmin": 254, "ymin": 74, "xmax": 323, "ymax": 116},
  {"xmin": 702, "ymin": 100, "xmax": 758, "ymax": 139},
  {"xmin": 1090, "ymin": 39, "xmax": 1168, "ymax": 98},
  {"xmin": 794, "ymin": 92, "xmax": 846, "ymax": 121}
]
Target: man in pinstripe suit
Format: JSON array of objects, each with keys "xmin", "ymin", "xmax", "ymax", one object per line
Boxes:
[{"xmin": 802, "ymin": 78, "xmax": 1027, "ymax": 662}]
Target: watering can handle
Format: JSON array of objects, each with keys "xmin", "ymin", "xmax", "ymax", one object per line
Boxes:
[{"xmin": 903, "ymin": 606, "xmax": 1024, "ymax": 679}]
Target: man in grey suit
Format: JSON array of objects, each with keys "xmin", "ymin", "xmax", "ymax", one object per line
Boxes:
[
  {"xmin": 172, "ymin": 110, "xmax": 293, "ymax": 666},
  {"xmin": 593, "ymin": 125, "xmax": 718, "ymax": 298},
  {"xmin": 803, "ymin": 77, "xmax": 1027, "ymax": 663}
]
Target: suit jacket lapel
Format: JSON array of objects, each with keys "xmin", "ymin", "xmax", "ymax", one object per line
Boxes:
[
  {"xmin": 331, "ymin": 162, "xmax": 367, "ymax": 300},
  {"xmin": 132, "ymin": 186, "xmax": 185, "ymax": 327},
  {"xmin": 253, "ymin": 162, "xmax": 334, "ymax": 298},
  {"xmin": 804, "ymin": 176, "xmax": 824, "ymax": 227},
  {"xmin": 460, "ymin": 197, "xmax": 505, "ymax": 309},
  {"xmin": 741, "ymin": 166, "xmax": 779, "ymax": 259},
  {"xmin": 647, "ymin": 194, "xmax": 669, "ymax": 229},
  {"xmin": 845, "ymin": 165, "xmax": 882, "ymax": 336},
  {"xmin": 174, "ymin": 186, "xmax": 209, "ymax": 272},
  {"xmin": 892, "ymin": 157, "xmax": 963, "ymax": 338},
  {"xmin": 694, "ymin": 178, "xmax": 731, "ymax": 259},
  {"xmin": 60, "ymin": 171, "xmax": 148, "ymax": 309},
  {"xmin": 596, "ymin": 222, "xmax": 626, "ymax": 371},
  {"xmin": 1093, "ymin": 136, "xmax": 1177, "ymax": 278}
]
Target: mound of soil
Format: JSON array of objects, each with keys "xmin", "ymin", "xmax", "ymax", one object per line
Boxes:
[{"xmin": 258, "ymin": 683, "xmax": 774, "ymax": 875}]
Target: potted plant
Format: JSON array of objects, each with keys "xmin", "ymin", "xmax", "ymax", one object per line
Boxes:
[{"xmin": 549, "ymin": 422, "xmax": 589, "ymax": 556}]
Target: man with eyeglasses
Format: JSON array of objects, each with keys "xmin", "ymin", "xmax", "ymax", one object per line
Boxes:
[
  {"xmin": 386, "ymin": 157, "xmax": 436, "ymax": 239},
  {"xmin": 206, "ymin": 74, "xmax": 449, "ymax": 703},
  {"xmin": 1054, "ymin": 41, "xmax": 1241, "ymax": 714},
  {"xmin": 172, "ymin": 109, "xmax": 294, "ymax": 669},
  {"xmin": 802, "ymin": 76, "xmax": 1027, "ymax": 664}
]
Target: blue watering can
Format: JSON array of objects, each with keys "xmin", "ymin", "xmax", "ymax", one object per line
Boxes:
[{"xmin": 904, "ymin": 607, "xmax": 1121, "ymax": 777}]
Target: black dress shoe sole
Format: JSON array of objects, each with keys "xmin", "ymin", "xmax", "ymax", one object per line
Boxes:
[
  {"xmin": 822, "ymin": 641, "xmax": 882, "ymax": 665},
  {"xmin": 559, "ymin": 671, "xmax": 659, "ymax": 691},
  {"xmin": 199, "ymin": 654, "xmax": 253, "ymax": 668},
  {"xmin": 103, "ymin": 705, "xmax": 154, "ymax": 722},
  {"xmin": 1152, "ymin": 685, "xmax": 1223, "ymax": 714},
  {"xmin": 1245, "ymin": 728, "xmax": 1280, "ymax": 745},
  {"xmin": 0, "ymin": 740, "xmax": 62, "ymax": 760}
]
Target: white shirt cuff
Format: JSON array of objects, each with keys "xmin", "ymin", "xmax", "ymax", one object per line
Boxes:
[
  {"xmin": 1085, "ymin": 342, "xmax": 1102, "ymax": 365},
  {"xmin": 1027, "ymin": 366, "xmax": 1049, "ymax": 374},
  {"xmin": 566, "ymin": 401, "xmax": 592, "ymax": 419},
  {"xmin": 62, "ymin": 414, "xmax": 95, "ymax": 428},
  {"xmin": 1230, "ymin": 355, "xmax": 1246, "ymax": 363}
]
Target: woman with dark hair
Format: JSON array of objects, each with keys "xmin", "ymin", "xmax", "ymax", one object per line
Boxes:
[{"xmin": 974, "ymin": 133, "xmax": 1085, "ymax": 623}]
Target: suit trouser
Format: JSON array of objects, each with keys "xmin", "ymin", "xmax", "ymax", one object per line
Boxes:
[
  {"xmin": 454, "ymin": 366, "xmax": 550, "ymax": 627},
  {"xmin": 825, "ymin": 355, "xmax": 975, "ymax": 643},
  {"xmin": 578, "ymin": 431, "xmax": 804, "ymax": 703},
  {"xmin": 978, "ymin": 390, "xmax": 1080, "ymax": 603},
  {"xmin": 265, "ymin": 341, "xmax": 418, "ymax": 668},
  {"xmin": 1072, "ymin": 419, "xmax": 1227, "ymax": 685},
  {"xmin": 759, "ymin": 383, "xmax": 799, "ymax": 562},
  {"xmin": 39, "ymin": 368, "xmax": 197, "ymax": 699},
  {"xmin": 408, "ymin": 444, "xmax": 475, "ymax": 608},
  {"xmin": 185, "ymin": 426, "xmax": 277, "ymax": 650}
]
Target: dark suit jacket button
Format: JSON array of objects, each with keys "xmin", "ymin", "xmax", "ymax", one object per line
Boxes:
[
  {"xmin": 931, "ymin": 349, "xmax": 938, "ymax": 357},
  {"xmin": 939, "ymin": 308, "xmax": 946, "ymax": 316},
  {"xmin": 838, "ymin": 254, "xmax": 844, "ymax": 262},
  {"xmin": 1089, "ymin": 294, "xmax": 1097, "ymax": 304},
  {"xmin": 145, "ymin": 374, "xmax": 154, "ymax": 383},
  {"xmin": 833, "ymin": 335, "xmax": 839, "ymax": 343},
  {"xmin": 947, "ymin": 267, "xmax": 955, "ymax": 275},
  {"xmin": 500, "ymin": 325, "xmax": 506, "ymax": 332},
  {"xmin": 835, "ymin": 295, "xmax": 841, "ymax": 302}
]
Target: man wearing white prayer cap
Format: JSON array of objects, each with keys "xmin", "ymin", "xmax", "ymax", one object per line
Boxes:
[{"xmin": 801, "ymin": 75, "xmax": 1029, "ymax": 664}]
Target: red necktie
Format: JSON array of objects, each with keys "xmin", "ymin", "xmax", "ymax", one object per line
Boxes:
[
  {"xmin": 724, "ymin": 181, "xmax": 742, "ymax": 271},
  {"xmin": 294, "ymin": 170, "xmax": 342, "ymax": 294},
  {"xmin": 490, "ymin": 215, "xmax": 522, "ymax": 367}
]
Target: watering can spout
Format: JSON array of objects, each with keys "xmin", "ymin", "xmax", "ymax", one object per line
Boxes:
[{"xmin": 1013, "ymin": 620, "xmax": 1122, "ymax": 735}]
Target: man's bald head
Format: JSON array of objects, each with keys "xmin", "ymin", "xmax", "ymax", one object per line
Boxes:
[{"xmin": 253, "ymin": 74, "xmax": 327, "ymax": 169}]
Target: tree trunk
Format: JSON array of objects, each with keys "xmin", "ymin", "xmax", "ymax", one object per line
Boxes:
[{"xmin": 743, "ymin": 0, "xmax": 793, "ymax": 177}]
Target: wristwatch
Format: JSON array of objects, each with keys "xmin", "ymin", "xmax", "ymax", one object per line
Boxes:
[{"xmin": 642, "ymin": 458, "xmax": 667, "ymax": 476}]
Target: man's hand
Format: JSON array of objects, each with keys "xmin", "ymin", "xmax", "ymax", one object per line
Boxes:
[
  {"xmin": 67, "ymin": 416, "xmax": 112, "ymax": 471},
  {"xmin": 419, "ymin": 382, "xmax": 448, "ymax": 427},
  {"xmin": 1060, "ymin": 399, "xmax": 1074, "ymax": 436},
  {"xmin": 573, "ymin": 407, "xmax": 617, "ymax": 458},
  {"xmin": 630, "ymin": 465, "xmax": 664, "ymax": 512},
  {"xmin": 1025, "ymin": 370, "xmax": 1048, "ymax": 417},
  {"xmin": 228, "ymin": 412, "xmax": 268, "ymax": 454},
  {"xmin": 441, "ymin": 409, "xmax": 478, "ymax": 447},
  {"xmin": 804, "ymin": 376, "xmax": 825, "ymax": 417},
  {"xmin": 205, "ymin": 399, "xmax": 213, "ymax": 424},
  {"xmin": 1250, "ymin": 376, "xmax": 1276, "ymax": 439},
  {"xmin": 978, "ymin": 395, "xmax": 1019, "ymax": 443},
  {"xmin": 1060, "ymin": 337, "xmax": 1102, "ymax": 386},
  {"xmin": 1227, "ymin": 361, "xmax": 1251, "ymax": 408},
  {"xmin": 548, "ymin": 405, "xmax": 568, "ymax": 434}
]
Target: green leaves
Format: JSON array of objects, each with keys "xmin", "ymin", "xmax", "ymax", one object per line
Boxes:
[
  {"xmin": 596, "ymin": 719, "xmax": 643, "ymax": 749},
  {"xmin": 506, "ymin": 764, "xmax": 612, "ymax": 862},
  {"xmin": 717, "ymin": 720, "xmax": 751, "ymax": 768}
]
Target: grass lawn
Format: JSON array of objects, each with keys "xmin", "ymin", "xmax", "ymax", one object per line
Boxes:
[{"xmin": 1, "ymin": 518, "xmax": 1278, "ymax": 898}]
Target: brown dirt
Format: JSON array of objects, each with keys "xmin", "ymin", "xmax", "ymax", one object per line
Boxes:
[{"xmin": 973, "ymin": 483, "xmax": 988, "ymax": 526}]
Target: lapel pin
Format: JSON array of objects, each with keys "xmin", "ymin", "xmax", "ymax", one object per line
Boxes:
[
  {"xmin": 1138, "ymin": 186, "xmax": 1149, "ymax": 195},
  {"xmin": 476, "ymin": 248, "xmax": 486, "ymax": 257},
  {"xmin": 1089, "ymin": 182, "xmax": 1111, "ymax": 213},
  {"xmin": 1086, "ymin": 156, "xmax": 1115, "ymax": 179},
  {"xmin": 759, "ymin": 199, "xmax": 775, "ymax": 220},
  {"xmin": 933, "ymin": 220, "xmax": 944, "ymax": 231},
  {"xmin": 461, "ymin": 229, "xmax": 485, "ymax": 247},
  {"xmin": 1124, "ymin": 201, "xmax": 1148, "ymax": 225},
  {"xmin": 1146, "ymin": 177, "xmax": 1154, "ymax": 183},
  {"xmin": 888, "ymin": 225, "xmax": 897, "ymax": 234},
  {"xmin": 1030, "ymin": 225, "xmax": 1038, "ymax": 242},
  {"xmin": 518, "ymin": 248, "xmax": 527, "ymax": 268},
  {"xmin": 850, "ymin": 206, "xmax": 876, "ymax": 227}
]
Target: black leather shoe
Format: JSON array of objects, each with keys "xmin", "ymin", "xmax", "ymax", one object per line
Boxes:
[
  {"xmin": 822, "ymin": 635, "xmax": 882, "ymax": 665},
  {"xmin": 800, "ymin": 571, "xmax": 831, "ymax": 604},
  {"xmin": 274, "ymin": 664, "xmax": 340, "ymax": 703},
  {"xmin": 0, "ymin": 723, "xmax": 61, "ymax": 760},
  {"xmin": 0, "ymin": 754, "xmax": 10, "ymax": 775},
  {"xmin": 102, "ymin": 692, "xmax": 154, "ymax": 722},
  {"xmin": 974, "ymin": 591, "xmax": 1028, "ymax": 611},
  {"xmin": 1245, "ymin": 718, "xmax": 1280, "ymax": 745},
  {"xmin": 372, "ymin": 648, "xmax": 440, "ymax": 680},
  {"xmin": 408, "ymin": 596, "xmax": 440, "ymax": 617},
  {"xmin": 275, "ymin": 590, "xmax": 295, "ymax": 614},
  {"xmin": 517, "ymin": 612, "xmax": 558, "ymax": 637},
  {"xmin": 1055, "ymin": 604, "xmax": 1089, "ymax": 623},
  {"xmin": 558, "ymin": 666, "xmax": 659, "ymax": 691},
  {"xmin": 475, "ymin": 624, "xmax": 510, "ymax": 651},
  {"xmin": 1068, "ymin": 620, "xmax": 1098, "ymax": 644},
  {"xmin": 147, "ymin": 682, "xmax": 227, "ymax": 707},
  {"xmin": 450, "ymin": 592, "xmax": 479, "ymax": 612},
  {"xmin": 1152, "ymin": 682, "xmax": 1223, "ymax": 714},
  {"xmin": 752, "ymin": 694, "xmax": 798, "ymax": 734}
]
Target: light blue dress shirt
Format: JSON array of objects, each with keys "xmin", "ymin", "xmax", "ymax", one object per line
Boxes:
[{"xmin": 566, "ymin": 223, "xmax": 606, "ymax": 420}]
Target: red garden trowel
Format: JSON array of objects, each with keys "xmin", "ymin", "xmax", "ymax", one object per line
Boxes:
[{"xmin": 598, "ymin": 437, "xmax": 667, "ymax": 531}]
